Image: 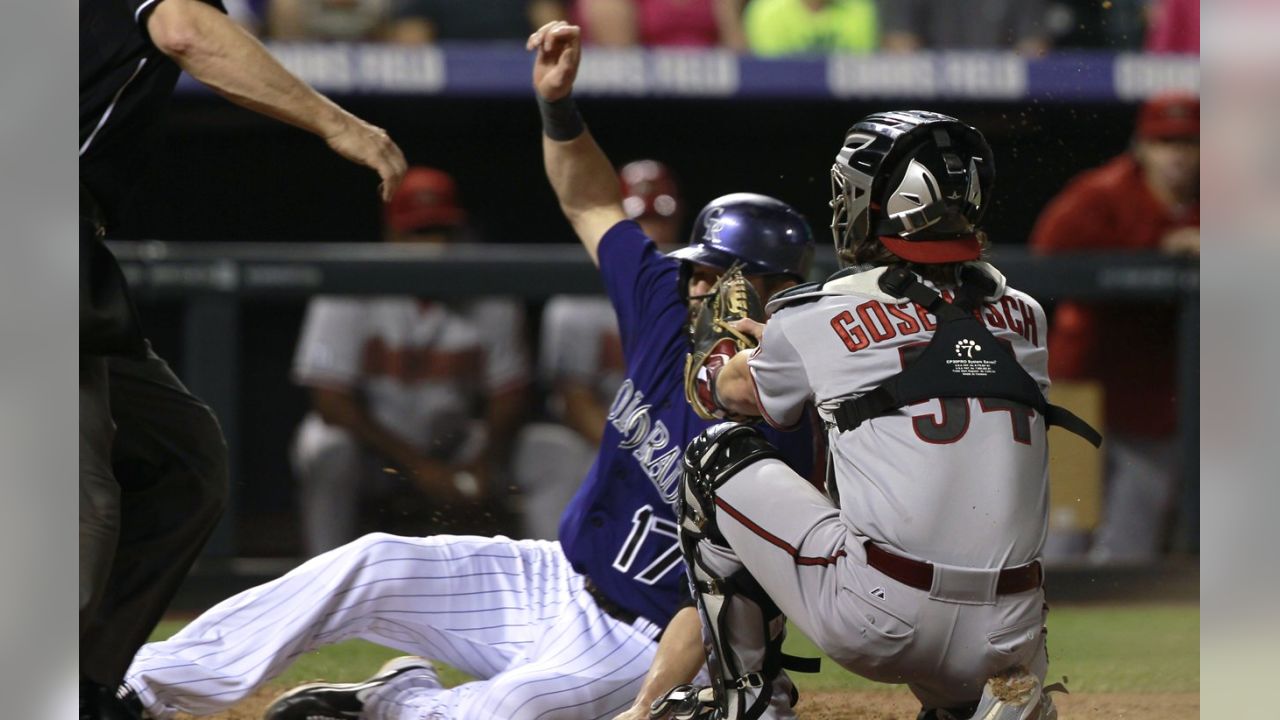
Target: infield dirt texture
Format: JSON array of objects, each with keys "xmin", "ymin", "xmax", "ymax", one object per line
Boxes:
[{"xmin": 154, "ymin": 603, "xmax": 1198, "ymax": 719}]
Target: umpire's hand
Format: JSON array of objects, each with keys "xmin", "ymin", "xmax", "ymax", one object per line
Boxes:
[
  {"xmin": 323, "ymin": 116, "xmax": 408, "ymax": 202},
  {"xmin": 528, "ymin": 21, "xmax": 582, "ymax": 102}
]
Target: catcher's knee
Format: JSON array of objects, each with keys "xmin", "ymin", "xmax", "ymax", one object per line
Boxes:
[{"xmin": 679, "ymin": 422, "xmax": 781, "ymax": 545}]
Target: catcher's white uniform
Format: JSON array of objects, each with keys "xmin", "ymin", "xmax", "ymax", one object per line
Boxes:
[{"xmin": 710, "ymin": 264, "xmax": 1052, "ymax": 710}]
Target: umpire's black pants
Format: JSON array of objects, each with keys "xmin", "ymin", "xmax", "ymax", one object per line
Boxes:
[{"xmin": 79, "ymin": 344, "xmax": 228, "ymax": 688}]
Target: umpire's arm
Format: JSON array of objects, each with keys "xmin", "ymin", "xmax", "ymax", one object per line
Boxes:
[
  {"xmin": 146, "ymin": 0, "xmax": 406, "ymax": 200},
  {"xmin": 530, "ymin": 21, "xmax": 627, "ymax": 267}
]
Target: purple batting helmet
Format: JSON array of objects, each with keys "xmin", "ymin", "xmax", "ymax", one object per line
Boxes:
[{"xmin": 667, "ymin": 193, "xmax": 815, "ymax": 283}]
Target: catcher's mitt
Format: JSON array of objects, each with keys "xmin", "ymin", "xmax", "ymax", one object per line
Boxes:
[{"xmin": 683, "ymin": 262, "xmax": 764, "ymax": 420}]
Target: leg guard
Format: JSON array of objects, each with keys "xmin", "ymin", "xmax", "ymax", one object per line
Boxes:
[
  {"xmin": 675, "ymin": 423, "xmax": 799, "ymax": 720},
  {"xmin": 678, "ymin": 423, "xmax": 782, "ymax": 547}
]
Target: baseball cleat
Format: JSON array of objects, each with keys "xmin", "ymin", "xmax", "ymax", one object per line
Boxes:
[
  {"xmin": 263, "ymin": 656, "xmax": 440, "ymax": 720},
  {"xmin": 969, "ymin": 667, "xmax": 1060, "ymax": 720}
]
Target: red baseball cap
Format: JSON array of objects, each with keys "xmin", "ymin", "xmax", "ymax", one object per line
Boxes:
[
  {"xmin": 1136, "ymin": 93, "xmax": 1200, "ymax": 140},
  {"xmin": 619, "ymin": 160, "xmax": 680, "ymax": 220},
  {"xmin": 879, "ymin": 235, "xmax": 981, "ymax": 264},
  {"xmin": 386, "ymin": 167, "xmax": 465, "ymax": 233}
]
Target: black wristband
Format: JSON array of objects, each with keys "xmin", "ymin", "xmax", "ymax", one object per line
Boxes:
[{"xmin": 537, "ymin": 94, "xmax": 586, "ymax": 141}]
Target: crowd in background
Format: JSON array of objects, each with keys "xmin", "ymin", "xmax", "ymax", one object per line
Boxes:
[{"xmin": 221, "ymin": 0, "xmax": 1198, "ymax": 55}]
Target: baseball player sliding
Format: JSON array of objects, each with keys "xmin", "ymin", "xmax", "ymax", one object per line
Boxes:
[
  {"xmin": 113, "ymin": 21, "xmax": 820, "ymax": 720},
  {"xmin": 658, "ymin": 111, "xmax": 1102, "ymax": 720}
]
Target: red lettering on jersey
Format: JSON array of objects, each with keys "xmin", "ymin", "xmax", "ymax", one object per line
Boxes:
[
  {"xmin": 1000, "ymin": 297, "xmax": 1024, "ymax": 337},
  {"xmin": 856, "ymin": 301, "xmax": 896, "ymax": 342},
  {"xmin": 913, "ymin": 303, "xmax": 937, "ymax": 331},
  {"xmin": 830, "ymin": 311, "xmax": 869, "ymax": 352},
  {"xmin": 885, "ymin": 303, "xmax": 922, "ymax": 336},
  {"xmin": 1018, "ymin": 299, "xmax": 1039, "ymax": 346},
  {"xmin": 983, "ymin": 303, "xmax": 1007, "ymax": 329}
]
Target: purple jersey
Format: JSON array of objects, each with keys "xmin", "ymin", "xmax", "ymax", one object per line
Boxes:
[{"xmin": 558, "ymin": 220, "xmax": 817, "ymax": 628}]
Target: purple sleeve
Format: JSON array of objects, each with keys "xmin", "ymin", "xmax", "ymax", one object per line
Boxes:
[{"xmin": 596, "ymin": 219, "xmax": 682, "ymax": 355}]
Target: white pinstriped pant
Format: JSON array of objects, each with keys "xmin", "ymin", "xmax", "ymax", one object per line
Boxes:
[{"xmin": 124, "ymin": 534, "xmax": 662, "ymax": 719}]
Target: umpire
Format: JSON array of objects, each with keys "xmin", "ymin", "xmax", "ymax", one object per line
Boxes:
[{"xmin": 80, "ymin": 1, "xmax": 406, "ymax": 717}]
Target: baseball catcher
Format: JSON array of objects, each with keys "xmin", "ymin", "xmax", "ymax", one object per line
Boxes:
[{"xmin": 654, "ymin": 111, "xmax": 1101, "ymax": 720}]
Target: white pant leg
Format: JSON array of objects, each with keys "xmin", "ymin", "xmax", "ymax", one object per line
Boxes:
[
  {"xmin": 292, "ymin": 413, "xmax": 369, "ymax": 556},
  {"xmin": 125, "ymin": 534, "xmax": 574, "ymax": 719},
  {"xmin": 366, "ymin": 589, "xmax": 660, "ymax": 720},
  {"xmin": 511, "ymin": 423, "xmax": 596, "ymax": 540}
]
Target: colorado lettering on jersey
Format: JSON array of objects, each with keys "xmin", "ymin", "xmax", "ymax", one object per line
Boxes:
[
  {"xmin": 606, "ymin": 379, "xmax": 684, "ymax": 505},
  {"xmin": 829, "ymin": 293, "xmax": 1039, "ymax": 353}
]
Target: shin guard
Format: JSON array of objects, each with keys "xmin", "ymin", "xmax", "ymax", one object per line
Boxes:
[{"xmin": 675, "ymin": 423, "xmax": 813, "ymax": 720}]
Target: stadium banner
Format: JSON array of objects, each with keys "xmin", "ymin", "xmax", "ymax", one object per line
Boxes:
[{"xmin": 175, "ymin": 45, "xmax": 1198, "ymax": 102}]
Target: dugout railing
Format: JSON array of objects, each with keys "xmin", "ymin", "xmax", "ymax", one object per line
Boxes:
[{"xmin": 108, "ymin": 242, "xmax": 1200, "ymax": 565}]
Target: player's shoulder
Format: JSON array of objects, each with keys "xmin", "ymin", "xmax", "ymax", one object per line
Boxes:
[
  {"xmin": 766, "ymin": 280, "xmax": 824, "ymax": 309},
  {"xmin": 997, "ymin": 280, "xmax": 1045, "ymax": 315},
  {"xmin": 543, "ymin": 294, "xmax": 617, "ymax": 336},
  {"xmin": 599, "ymin": 219, "xmax": 667, "ymax": 263},
  {"xmin": 307, "ymin": 294, "xmax": 373, "ymax": 316},
  {"xmin": 1059, "ymin": 155, "xmax": 1139, "ymax": 200},
  {"xmin": 766, "ymin": 265, "xmax": 901, "ymax": 316},
  {"xmin": 462, "ymin": 295, "xmax": 523, "ymax": 328},
  {"xmin": 544, "ymin": 293, "xmax": 613, "ymax": 320}
]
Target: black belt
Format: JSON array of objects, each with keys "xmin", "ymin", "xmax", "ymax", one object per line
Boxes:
[
  {"xmin": 583, "ymin": 577, "xmax": 639, "ymax": 625},
  {"xmin": 864, "ymin": 542, "xmax": 1043, "ymax": 595}
]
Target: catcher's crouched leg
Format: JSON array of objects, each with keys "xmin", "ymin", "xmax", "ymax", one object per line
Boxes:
[{"xmin": 655, "ymin": 423, "xmax": 806, "ymax": 720}]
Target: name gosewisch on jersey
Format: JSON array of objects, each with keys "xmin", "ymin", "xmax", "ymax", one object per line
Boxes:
[
  {"xmin": 606, "ymin": 379, "xmax": 684, "ymax": 505},
  {"xmin": 830, "ymin": 294, "xmax": 1039, "ymax": 353}
]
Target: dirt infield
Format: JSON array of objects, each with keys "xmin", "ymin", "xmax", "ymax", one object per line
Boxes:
[
  {"xmin": 179, "ymin": 687, "xmax": 1199, "ymax": 719},
  {"xmin": 800, "ymin": 691, "xmax": 1199, "ymax": 719}
]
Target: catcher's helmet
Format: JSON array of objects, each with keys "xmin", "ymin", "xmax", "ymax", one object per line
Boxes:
[
  {"xmin": 620, "ymin": 160, "xmax": 681, "ymax": 220},
  {"xmin": 668, "ymin": 193, "xmax": 814, "ymax": 281},
  {"xmin": 830, "ymin": 110, "xmax": 994, "ymax": 266}
]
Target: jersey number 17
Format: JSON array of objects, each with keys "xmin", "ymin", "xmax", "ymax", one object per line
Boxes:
[{"xmin": 612, "ymin": 505, "xmax": 682, "ymax": 585}]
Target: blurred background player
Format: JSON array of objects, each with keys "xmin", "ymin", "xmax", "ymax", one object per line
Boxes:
[
  {"xmin": 291, "ymin": 166, "xmax": 530, "ymax": 555},
  {"xmin": 513, "ymin": 159, "xmax": 683, "ymax": 539},
  {"xmin": 1030, "ymin": 93, "xmax": 1199, "ymax": 564}
]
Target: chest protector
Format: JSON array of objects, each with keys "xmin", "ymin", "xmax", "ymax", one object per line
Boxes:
[{"xmin": 828, "ymin": 265, "xmax": 1102, "ymax": 447}]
